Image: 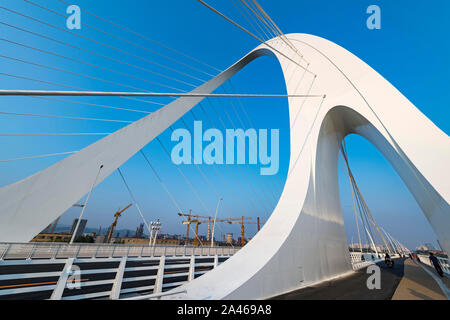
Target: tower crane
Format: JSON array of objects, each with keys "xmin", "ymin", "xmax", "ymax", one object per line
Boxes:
[
  {"xmin": 106, "ymin": 203, "xmax": 132, "ymax": 243},
  {"xmin": 228, "ymin": 217, "xmax": 265, "ymax": 247},
  {"xmin": 179, "ymin": 212, "xmax": 251, "ymax": 246},
  {"xmin": 178, "ymin": 211, "xmax": 212, "ymax": 242}
]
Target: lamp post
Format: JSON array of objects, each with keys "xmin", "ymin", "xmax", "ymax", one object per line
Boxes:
[
  {"xmin": 70, "ymin": 165, "xmax": 103, "ymax": 244},
  {"xmin": 150, "ymin": 220, "xmax": 161, "ymax": 247},
  {"xmin": 211, "ymin": 198, "xmax": 223, "ymax": 248}
]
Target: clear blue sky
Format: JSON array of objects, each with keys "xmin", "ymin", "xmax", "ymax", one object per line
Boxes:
[{"xmin": 0, "ymin": 0, "xmax": 448, "ymax": 249}]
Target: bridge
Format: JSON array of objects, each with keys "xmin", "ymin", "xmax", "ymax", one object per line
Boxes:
[
  {"xmin": 0, "ymin": 1, "xmax": 448, "ymax": 300},
  {"xmin": 0, "ymin": 242, "xmax": 448, "ymax": 300}
]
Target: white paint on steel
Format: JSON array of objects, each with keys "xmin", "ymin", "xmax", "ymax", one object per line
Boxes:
[
  {"xmin": 50, "ymin": 258, "xmax": 74, "ymax": 300},
  {"xmin": 110, "ymin": 256, "xmax": 127, "ymax": 300},
  {"xmin": 166, "ymin": 34, "xmax": 450, "ymax": 299}
]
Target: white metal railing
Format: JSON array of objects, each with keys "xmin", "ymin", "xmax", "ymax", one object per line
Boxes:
[
  {"xmin": 417, "ymin": 254, "xmax": 450, "ymax": 275},
  {"xmin": 0, "ymin": 253, "xmax": 231, "ymax": 300},
  {"xmin": 350, "ymin": 251, "xmax": 400, "ymax": 270},
  {"xmin": 0, "ymin": 242, "xmax": 240, "ymax": 261}
]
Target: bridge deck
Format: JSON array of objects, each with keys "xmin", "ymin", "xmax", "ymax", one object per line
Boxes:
[
  {"xmin": 273, "ymin": 258, "xmax": 449, "ymax": 300},
  {"xmin": 392, "ymin": 259, "xmax": 449, "ymax": 300}
]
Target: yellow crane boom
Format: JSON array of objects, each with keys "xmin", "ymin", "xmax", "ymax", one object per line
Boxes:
[
  {"xmin": 228, "ymin": 217, "xmax": 265, "ymax": 246},
  {"xmin": 180, "ymin": 212, "xmax": 252, "ymax": 246},
  {"xmin": 106, "ymin": 203, "xmax": 132, "ymax": 243}
]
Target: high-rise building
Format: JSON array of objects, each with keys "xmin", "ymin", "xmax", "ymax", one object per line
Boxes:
[
  {"xmin": 135, "ymin": 223, "xmax": 144, "ymax": 238},
  {"xmin": 70, "ymin": 219, "xmax": 87, "ymax": 239}
]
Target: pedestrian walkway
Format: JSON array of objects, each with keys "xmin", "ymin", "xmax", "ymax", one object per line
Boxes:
[
  {"xmin": 273, "ymin": 259, "xmax": 405, "ymax": 300},
  {"xmin": 392, "ymin": 258, "xmax": 448, "ymax": 300}
]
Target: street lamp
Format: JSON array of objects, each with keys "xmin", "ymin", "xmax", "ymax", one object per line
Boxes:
[{"xmin": 149, "ymin": 220, "xmax": 161, "ymax": 247}]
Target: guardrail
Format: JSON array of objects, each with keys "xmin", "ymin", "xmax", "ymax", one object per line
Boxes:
[
  {"xmin": 0, "ymin": 242, "xmax": 240, "ymax": 261},
  {"xmin": 350, "ymin": 252, "xmax": 399, "ymax": 270},
  {"xmin": 0, "ymin": 253, "xmax": 232, "ymax": 300},
  {"xmin": 417, "ymin": 254, "xmax": 450, "ymax": 275}
]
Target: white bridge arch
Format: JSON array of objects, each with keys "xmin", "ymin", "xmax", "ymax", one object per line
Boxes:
[{"xmin": 0, "ymin": 34, "xmax": 448, "ymax": 299}]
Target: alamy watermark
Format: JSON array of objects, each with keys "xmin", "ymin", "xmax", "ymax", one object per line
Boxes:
[
  {"xmin": 366, "ymin": 264, "xmax": 381, "ymax": 290},
  {"xmin": 366, "ymin": 5, "xmax": 381, "ymax": 30},
  {"xmin": 171, "ymin": 121, "xmax": 279, "ymax": 176},
  {"xmin": 66, "ymin": 264, "xmax": 81, "ymax": 290},
  {"xmin": 66, "ymin": 5, "xmax": 81, "ymax": 30}
]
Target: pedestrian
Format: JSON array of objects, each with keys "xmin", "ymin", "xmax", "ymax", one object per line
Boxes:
[{"xmin": 429, "ymin": 252, "xmax": 444, "ymax": 277}]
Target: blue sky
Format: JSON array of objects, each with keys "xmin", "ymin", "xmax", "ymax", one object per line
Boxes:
[{"xmin": 0, "ymin": 0, "xmax": 448, "ymax": 249}]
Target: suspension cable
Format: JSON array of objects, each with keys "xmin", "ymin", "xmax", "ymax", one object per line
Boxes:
[
  {"xmin": 31, "ymin": 96, "xmax": 151, "ymax": 114},
  {"xmin": 197, "ymin": 0, "xmax": 315, "ymax": 76},
  {"xmin": 0, "ymin": 71, "xmax": 167, "ymax": 108},
  {"xmin": 0, "ymin": 38, "xmax": 185, "ymax": 95},
  {"xmin": 117, "ymin": 168, "xmax": 151, "ymax": 235},
  {"xmin": 57, "ymin": 0, "xmax": 222, "ymax": 73},
  {"xmin": 0, "ymin": 90, "xmax": 323, "ymax": 98},
  {"xmin": 239, "ymin": 0, "xmax": 276, "ymax": 39},
  {"xmin": 250, "ymin": 0, "xmax": 309, "ymax": 65},
  {"xmin": 230, "ymin": 0, "xmax": 265, "ymax": 41},
  {"xmin": 24, "ymin": 0, "xmax": 215, "ymax": 79},
  {"xmin": 214, "ymin": 90, "xmax": 271, "ymax": 214},
  {"xmin": 140, "ymin": 150, "xmax": 207, "ymax": 247},
  {"xmin": 0, "ymin": 111, "xmax": 133, "ymax": 123},
  {"xmin": 0, "ymin": 151, "xmax": 77, "ymax": 163},
  {"xmin": 0, "ymin": 54, "xmax": 165, "ymax": 97},
  {"xmin": 0, "ymin": 21, "xmax": 193, "ymax": 91},
  {"xmin": 0, "ymin": 6, "xmax": 204, "ymax": 86}
]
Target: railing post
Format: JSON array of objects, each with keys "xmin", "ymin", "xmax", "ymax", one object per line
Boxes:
[
  {"xmin": 214, "ymin": 255, "xmax": 218, "ymax": 269},
  {"xmin": 0, "ymin": 244, "xmax": 11, "ymax": 260},
  {"xmin": 75, "ymin": 245, "xmax": 82, "ymax": 259},
  {"xmin": 188, "ymin": 255, "xmax": 195, "ymax": 281},
  {"xmin": 110, "ymin": 256, "xmax": 127, "ymax": 300},
  {"xmin": 27, "ymin": 244, "xmax": 37, "ymax": 260},
  {"xmin": 139, "ymin": 246, "xmax": 144, "ymax": 258},
  {"xmin": 153, "ymin": 256, "xmax": 165, "ymax": 294},
  {"xmin": 94, "ymin": 245, "xmax": 100, "ymax": 258},
  {"xmin": 50, "ymin": 258, "xmax": 74, "ymax": 300},
  {"xmin": 52, "ymin": 245, "xmax": 60, "ymax": 260},
  {"xmin": 110, "ymin": 246, "xmax": 116, "ymax": 258},
  {"xmin": 125, "ymin": 246, "xmax": 131, "ymax": 258},
  {"xmin": 184, "ymin": 245, "xmax": 187, "ymax": 257}
]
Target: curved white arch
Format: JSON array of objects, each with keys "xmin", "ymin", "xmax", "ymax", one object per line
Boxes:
[
  {"xmin": 166, "ymin": 34, "xmax": 449, "ymax": 299},
  {"xmin": 0, "ymin": 34, "xmax": 448, "ymax": 300}
]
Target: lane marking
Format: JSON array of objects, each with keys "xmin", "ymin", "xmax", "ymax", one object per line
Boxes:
[{"xmin": 0, "ymin": 278, "xmax": 90, "ymax": 290}]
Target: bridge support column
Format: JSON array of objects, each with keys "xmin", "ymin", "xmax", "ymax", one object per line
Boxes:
[{"xmin": 153, "ymin": 256, "xmax": 165, "ymax": 294}]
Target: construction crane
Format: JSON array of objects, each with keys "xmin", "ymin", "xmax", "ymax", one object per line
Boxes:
[
  {"xmin": 178, "ymin": 211, "xmax": 212, "ymax": 242},
  {"xmin": 179, "ymin": 212, "xmax": 251, "ymax": 246},
  {"xmin": 228, "ymin": 216, "xmax": 265, "ymax": 247},
  {"xmin": 106, "ymin": 203, "xmax": 132, "ymax": 243}
]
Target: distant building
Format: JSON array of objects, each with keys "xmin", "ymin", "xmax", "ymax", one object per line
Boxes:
[
  {"xmin": 135, "ymin": 223, "xmax": 145, "ymax": 238},
  {"xmin": 118, "ymin": 237, "xmax": 180, "ymax": 246},
  {"xmin": 31, "ymin": 233, "xmax": 71, "ymax": 243},
  {"xmin": 226, "ymin": 233, "xmax": 233, "ymax": 245},
  {"xmin": 94, "ymin": 234, "xmax": 106, "ymax": 243},
  {"xmin": 70, "ymin": 219, "xmax": 87, "ymax": 239},
  {"xmin": 416, "ymin": 244, "xmax": 429, "ymax": 251}
]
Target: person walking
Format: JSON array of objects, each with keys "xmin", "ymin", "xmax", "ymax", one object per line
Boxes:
[{"xmin": 429, "ymin": 252, "xmax": 444, "ymax": 277}]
